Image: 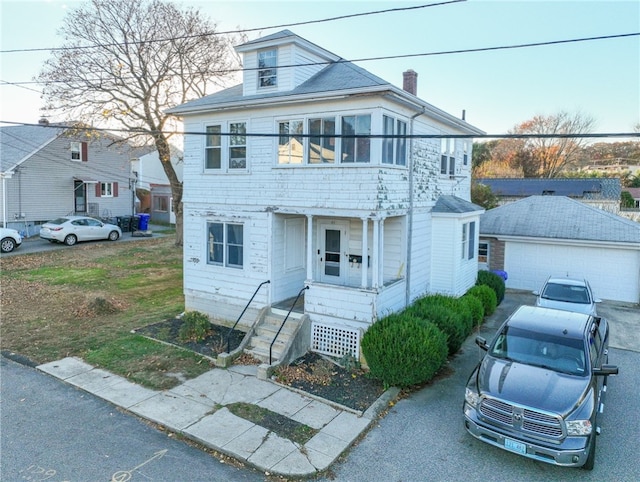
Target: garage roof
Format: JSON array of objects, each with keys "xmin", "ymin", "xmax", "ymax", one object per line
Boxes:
[{"xmin": 480, "ymin": 195, "xmax": 640, "ymax": 245}]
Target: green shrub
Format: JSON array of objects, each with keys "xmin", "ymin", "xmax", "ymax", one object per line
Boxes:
[
  {"xmin": 178, "ymin": 311, "xmax": 211, "ymax": 342},
  {"xmin": 460, "ymin": 294, "xmax": 485, "ymax": 328},
  {"xmin": 476, "ymin": 270, "xmax": 506, "ymax": 305},
  {"xmin": 361, "ymin": 313, "xmax": 448, "ymax": 388},
  {"xmin": 416, "ymin": 304, "xmax": 467, "ymax": 355},
  {"xmin": 411, "ymin": 294, "xmax": 474, "ymax": 336},
  {"xmin": 466, "ymin": 285, "xmax": 497, "ymax": 317}
]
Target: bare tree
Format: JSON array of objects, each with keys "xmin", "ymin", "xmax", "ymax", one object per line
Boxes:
[
  {"xmin": 38, "ymin": 0, "xmax": 240, "ymax": 245},
  {"xmin": 494, "ymin": 112, "xmax": 595, "ymax": 178}
]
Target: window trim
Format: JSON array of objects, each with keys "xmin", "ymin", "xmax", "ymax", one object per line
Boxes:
[
  {"xmin": 440, "ymin": 138, "xmax": 456, "ymax": 176},
  {"xmin": 207, "ymin": 221, "xmax": 244, "ymax": 268},
  {"xmin": 257, "ymin": 48, "xmax": 277, "ymax": 88},
  {"xmin": 100, "ymin": 182, "xmax": 114, "ymax": 198},
  {"xmin": 204, "ymin": 121, "xmax": 248, "ymax": 172}
]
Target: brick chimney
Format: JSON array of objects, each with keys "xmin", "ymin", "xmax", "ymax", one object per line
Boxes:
[{"xmin": 402, "ymin": 69, "xmax": 418, "ymax": 96}]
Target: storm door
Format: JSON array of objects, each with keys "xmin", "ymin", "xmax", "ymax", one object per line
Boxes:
[
  {"xmin": 319, "ymin": 222, "xmax": 348, "ymax": 284},
  {"xmin": 74, "ymin": 180, "xmax": 87, "ymax": 213}
]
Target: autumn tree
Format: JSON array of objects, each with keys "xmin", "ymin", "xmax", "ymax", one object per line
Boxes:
[
  {"xmin": 38, "ymin": 0, "xmax": 239, "ymax": 245},
  {"xmin": 471, "ymin": 182, "xmax": 499, "ymax": 210},
  {"xmin": 494, "ymin": 112, "xmax": 595, "ymax": 178}
]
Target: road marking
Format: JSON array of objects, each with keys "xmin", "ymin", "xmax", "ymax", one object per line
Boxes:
[{"xmin": 111, "ymin": 450, "xmax": 168, "ymax": 482}]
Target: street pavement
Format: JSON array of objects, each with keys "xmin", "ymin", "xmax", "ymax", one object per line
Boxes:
[{"xmin": 5, "ymin": 290, "xmax": 639, "ymax": 480}]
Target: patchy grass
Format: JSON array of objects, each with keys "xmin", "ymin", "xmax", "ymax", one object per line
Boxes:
[
  {"xmin": 0, "ymin": 236, "xmax": 208, "ymax": 388},
  {"xmin": 226, "ymin": 402, "xmax": 318, "ymax": 445}
]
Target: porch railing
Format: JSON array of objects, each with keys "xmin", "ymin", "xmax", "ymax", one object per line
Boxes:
[
  {"xmin": 225, "ymin": 280, "xmax": 270, "ymax": 353},
  {"xmin": 269, "ymin": 285, "xmax": 308, "ymax": 364}
]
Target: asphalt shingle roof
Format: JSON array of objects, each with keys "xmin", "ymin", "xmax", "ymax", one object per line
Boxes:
[
  {"xmin": 480, "ymin": 195, "xmax": 640, "ymax": 245},
  {"xmin": 0, "ymin": 124, "xmax": 63, "ymax": 172},
  {"xmin": 433, "ymin": 195, "xmax": 484, "ymax": 214},
  {"xmin": 476, "ymin": 178, "xmax": 621, "ymax": 200}
]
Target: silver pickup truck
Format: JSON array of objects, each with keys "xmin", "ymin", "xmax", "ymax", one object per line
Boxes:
[{"xmin": 463, "ymin": 305, "xmax": 618, "ymax": 470}]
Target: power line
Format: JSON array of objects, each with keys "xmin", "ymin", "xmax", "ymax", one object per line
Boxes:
[
  {"xmin": 2, "ymin": 121, "xmax": 638, "ymax": 140},
  {"xmin": 5, "ymin": 32, "xmax": 638, "ymax": 87},
  {"xmin": 0, "ymin": 1, "xmax": 466, "ymax": 54}
]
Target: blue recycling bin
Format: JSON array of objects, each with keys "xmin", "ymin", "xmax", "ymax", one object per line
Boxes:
[
  {"xmin": 137, "ymin": 213, "xmax": 151, "ymax": 231},
  {"xmin": 491, "ymin": 269, "xmax": 508, "ymax": 281}
]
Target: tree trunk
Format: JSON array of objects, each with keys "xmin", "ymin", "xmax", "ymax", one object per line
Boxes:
[{"xmin": 153, "ymin": 133, "xmax": 183, "ymax": 247}]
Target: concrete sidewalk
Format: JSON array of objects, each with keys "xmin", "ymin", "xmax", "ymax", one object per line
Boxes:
[{"xmin": 37, "ymin": 357, "xmax": 398, "ymax": 478}]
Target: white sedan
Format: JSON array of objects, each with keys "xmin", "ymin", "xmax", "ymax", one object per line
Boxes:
[
  {"xmin": 0, "ymin": 227, "xmax": 23, "ymax": 253},
  {"xmin": 40, "ymin": 216, "xmax": 122, "ymax": 246}
]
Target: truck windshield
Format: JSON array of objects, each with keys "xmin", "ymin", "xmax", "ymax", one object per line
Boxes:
[{"xmin": 490, "ymin": 326, "xmax": 587, "ymax": 376}]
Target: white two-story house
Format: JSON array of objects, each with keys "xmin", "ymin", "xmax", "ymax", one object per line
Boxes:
[{"xmin": 168, "ymin": 30, "xmax": 484, "ymax": 363}]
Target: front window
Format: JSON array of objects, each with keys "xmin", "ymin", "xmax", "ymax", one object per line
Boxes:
[
  {"xmin": 382, "ymin": 115, "xmax": 407, "ymax": 166},
  {"xmin": 258, "ymin": 49, "xmax": 277, "ymax": 87},
  {"xmin": 462, "ymin": 223, "xmax": 468, "ymax": 259},
  {"xmin": 100, "ymin": 182, "xmax": 113, "ymax": 197},
  {"xmin": 308, "ymin": 117, "xmax": 336, "ymax": 164},
  {"xmin": 341, "ymin": 114, "xmax": 371, "ymax": 163},
  {"xmin": 153, "ymin": 196, "xmax": 169, "ymax": 212},
  {"xmin": 207, "ymin": 222, "xmax": 244, "ymax": 268},
  {"xmin": 204, "ymin": 122, "xmax": 247, "ymax": 171},
  {"xmin": 478, "ymin": 242, "xmax": 489, "ymax": 264},
  {"xmin": 278, "ymin": 120, "xmax": 304, "ymax": 164},
  {"xmin": 205, "ymin": 125, "xmax": 222, "ymax": 169}
]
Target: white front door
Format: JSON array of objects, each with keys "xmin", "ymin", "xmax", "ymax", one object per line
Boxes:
[{"xmin": 319, "ymin": 222, "xmax": 348, "ymax": 284}]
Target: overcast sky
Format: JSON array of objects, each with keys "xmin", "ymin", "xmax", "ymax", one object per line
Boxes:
[{"xmin": 1, "ymin": 0, "xmax": 638, "ymax": 138}]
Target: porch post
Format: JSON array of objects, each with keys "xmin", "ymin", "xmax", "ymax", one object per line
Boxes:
[
  {"xmin": 372, "ymin": 218, "xmax": 380, "ymax": 289},
  {"xmin": 306, "ymin": 214, "xmax": 313, "ymax": 281},
  {"xmin": 361, "ymin": 217, "xmax": 368, "ymax": 288}
]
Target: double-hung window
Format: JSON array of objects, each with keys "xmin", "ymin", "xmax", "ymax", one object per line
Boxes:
[
  {"xmin": 207, "ymin": 222, "xmax": 244, "ymax": 268},
  {"xmin": 341, "ymin": 114, "xmax": 371, "ymax": 163},
  {"xmin": 462, "ymin": 222, "xmax": 476, "ymax": 260},
  {"xmin": 205, "ymin": 122, "xmax": 247, "ymax": 171},
  {"xmin": 382, "ymin": 115, "xmax": 407, "ymax": 166},
  {"xmin": 308, "ymin": 117, "xmax": 336, "ymax": 164},
  {"xmin": 100, "ymin": 182, "xmax": 114, "ymax": 197},
  {"xmin": 440, "ymin": 138, "xmax": 455, "ymax": 175},
  {"xmin": 278, "ymin": 120, "xmax": 303, "ymax": 164},
  {"xmin": 258, "ymin": 49, "xmax": 277, "ymax": 88}
]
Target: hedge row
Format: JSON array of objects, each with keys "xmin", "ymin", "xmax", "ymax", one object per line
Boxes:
[{"xmin": 361, "ymin": 273, "xmax": 505, "ymax": 388}]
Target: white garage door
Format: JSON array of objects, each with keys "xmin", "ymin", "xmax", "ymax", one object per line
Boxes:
[{"xmin": 504, "ymin": 241, "xmax": 640, "ymax": 303}]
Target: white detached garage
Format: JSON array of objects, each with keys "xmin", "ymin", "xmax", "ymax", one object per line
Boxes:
[{"xmin": 479, "ymin": 196, "xmax": 640, "ymax": 303}]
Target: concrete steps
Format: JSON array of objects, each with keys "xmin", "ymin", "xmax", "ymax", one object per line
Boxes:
[{"xmin": 245, "ymin": 310, "xmax": 303, "ymax": 364}]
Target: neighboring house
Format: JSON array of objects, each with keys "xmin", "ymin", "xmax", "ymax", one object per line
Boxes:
[
  {"xmin": 0, "ymin": 121, "xmax": 137, "ymax": 236},
  {"xmin": 475, "ymin": 178, "xmax": 622, "ymax": 212},
  {"xmin": 479, "ymin": 195, "xmax": 640, "ymax": 303},
  {"xmin": 131, "ymin": 146, "xmax": 183, "ymax": 224},
  {"xmin": 167, "ymin": 30, "xmax": 484, "ymax": 361},
  {"xmin": 623, "ymin": 187, "xmax": 640, "ymax": 209}
]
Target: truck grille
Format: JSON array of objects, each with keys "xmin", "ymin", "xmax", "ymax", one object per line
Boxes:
[{"xmin": 480, "ymin": 397, "xmax": 563, "ymax": 438}]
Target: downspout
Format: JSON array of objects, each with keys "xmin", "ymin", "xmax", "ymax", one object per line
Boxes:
[
  {"xmin": 405, "ymin": 107, "xmax": 426, "ymax": 307},
  {"xmin": 2, "ymin": 174, "xmax": 7, "ymax": 228}
]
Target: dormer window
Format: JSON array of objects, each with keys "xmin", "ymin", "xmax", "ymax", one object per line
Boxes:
[{"xmin": 258, "ymin": 49, "xmax": 277, "ymax": 88}]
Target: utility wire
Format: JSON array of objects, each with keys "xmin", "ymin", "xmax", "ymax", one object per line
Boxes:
[
  {"xmin": 0, "ymin": 1, "xmax": 466, "ymax": 54},
  {"xmin": 5, "ymin": 32, "xmax": 637, "ymax": 87},
  {"xmin": 1, "ymin": 121, "xmax": 638, "ymax": 140}
]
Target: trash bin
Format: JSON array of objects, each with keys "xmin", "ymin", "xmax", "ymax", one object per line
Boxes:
[
  {"xmin": 491, "ymin": 270, "xmax": 508, "ymax": 281},
  {"xmin": 137, "ymin": 213, "xmax": 150, "ymax": 231},
  {"xmin": 132, "ymin": 215, "xmax": 140, "ymax": 231}
]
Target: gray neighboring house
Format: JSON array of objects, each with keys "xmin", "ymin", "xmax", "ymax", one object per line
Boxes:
[
  {"xmin": 479, "ymin": 195, "xmax": 640, "ymax": 303},
  {"xmin": 0, "ymin": 122, "xmax": 138, "ymax": 236},
  {"xmin": 476, "ymin": 178, "xmax": 622, "ymax": 212}
]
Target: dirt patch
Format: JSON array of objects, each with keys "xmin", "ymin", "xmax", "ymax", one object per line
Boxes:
[
  {"xmin": 274, "ymin": 352, "xmax": 386, "ymax": 412},
  {"xmin": 133, "ymin": 318, "xmax": 246, "ymax": 359}
]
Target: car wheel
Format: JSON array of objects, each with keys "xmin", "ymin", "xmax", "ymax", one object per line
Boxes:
[
  {"xmin": 1, "ymin": 237, "xmax": 15, "ymax": 253},
  {"xmin": 64, "ymin": 234, "xmax": 77, "ymax": 246},
  {"xmin": 108, "ymin": 230, "xmax": 120, "ymax": 241},
  {"xmin": 583, "ymin": 433, "xmax": 596, "ymax": 470}
]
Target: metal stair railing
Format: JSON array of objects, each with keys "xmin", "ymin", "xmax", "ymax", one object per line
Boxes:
[
  {"xmin": 225, "ymin": 280, "xmax": 270, "ymax": 353},
  {"xmin": 269, "ymin": 285, "xmax": 308, "ymax": 364}
]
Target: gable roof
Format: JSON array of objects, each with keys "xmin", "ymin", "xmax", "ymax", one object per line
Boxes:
[
  {"xmin": 167, "ymin": 31, "xmax": 484, "ymax": 135},
  {"xmin": 480, "ymin": 195, "xmax": 640, "ymax": 245},
  {"xmin": 476, "ymin": 178, "xmax": 621, "ymax": 200},
  {"xmin": 0, "ymin": 124, "xmax": 65, "ymax": 172}
]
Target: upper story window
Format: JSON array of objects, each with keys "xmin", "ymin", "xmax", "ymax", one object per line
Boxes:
[
  {"xmin": 278, "ymin": 120, "xmax": 303, "ymax": 164},
  {"xmin": 463, "ymin": 140, "xmax": 469, "ymax": 166},
  {"xmin": 70, "ymin": 141, "xmax": 87, "ymax": 162},
  {"xmin": 258, "ymin": 49, "xmax": 277, "ymax": 88},
  {"xmin": 341, "ymin": 114, "xmax": 371, "ymax": 163},
  {"xmin": 205, "ymin": 122, "xmax": 247, "ymax": 171},
  {"xmin": 382, "ymin": 115, "xmax": 407, "ymax": 166},
  {"xmin": 308, "ymin": 117, "xmax": 336, "ymax": 164},
  {"xmin": 440, "ymin": 138, "xmax": 455, "ymax": 175}
]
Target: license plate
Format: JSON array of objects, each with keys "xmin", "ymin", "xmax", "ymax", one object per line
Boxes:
[{"xmin": 504, "ymin": 438, "xmax": 527, "ymax": 455}]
